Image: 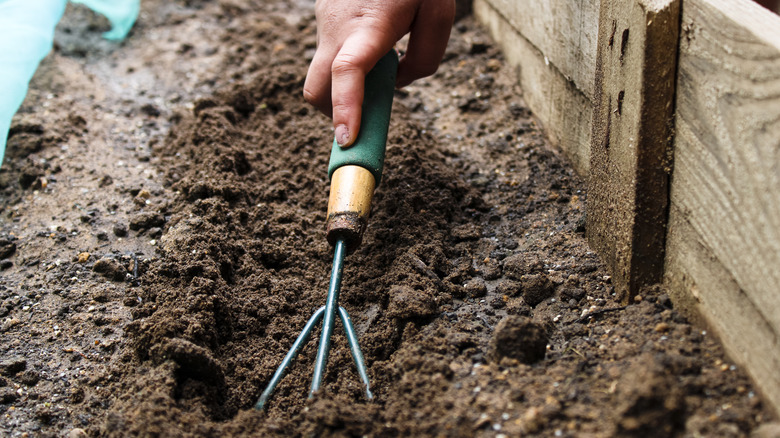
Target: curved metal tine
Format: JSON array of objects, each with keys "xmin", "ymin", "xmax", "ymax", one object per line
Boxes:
[
  {"xmin": 338, "ymin": 306, "xmax": 373, "ymax": 400},
  {"xmin": 254, "ymin": 306, "xmax": 326, "ymax": 411}
]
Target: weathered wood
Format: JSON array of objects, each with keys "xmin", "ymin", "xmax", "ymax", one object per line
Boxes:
[
  {"xmin": 481, "ymin": 0, "xmax": 599, "ymax": 100},
  {"xmin": 664, "ymin": 0, "xmax": 780, "ymax": 415},
  {"xmin": 665, "ymin": 211, "xmax": 780, "ymax": 415},
  {"xmin": 587, "ymin": 0, "xmax": 680, "ymax": 302},
  {"xmin": 474, "ymin": 0, "xmax": 592, "ymax": 175}
]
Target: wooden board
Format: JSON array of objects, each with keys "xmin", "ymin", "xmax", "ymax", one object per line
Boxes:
[
  {"xmin": 481, "ymin": 0, "xmax": 599, "ymax": 100},
  {"xmin": 664, "ymin": 0, "xmax": 780, "ymax": 415},
  {"xmin": 474, "ymin": 0, "xmax": 592, "ymax": 175},
  {"xmin": 587, "ymin": 0, "xmax": 680, "ymax": 302}
]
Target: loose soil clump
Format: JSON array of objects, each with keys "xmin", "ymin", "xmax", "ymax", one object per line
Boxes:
[{"xmin": 0, "ymin": 0, "xmax": 774, "ymax": 436}]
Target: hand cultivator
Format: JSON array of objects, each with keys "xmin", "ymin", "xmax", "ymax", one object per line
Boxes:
[{"xmin": 255, "ymin": 51, "xmax": 398, "ymax": 410}]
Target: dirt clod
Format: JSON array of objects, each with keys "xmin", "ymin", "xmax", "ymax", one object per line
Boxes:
[
  {"xmin": 387, "ymin": 285, "xmax": 438, "ymax": 320},
  {"xmin": 128, "ymin": 212, "xmax": 165, "ymax": 231},
  {"xmin": 0, "ymin": 240, "xmax": 15, "ymax": 260},
  {"xmin": 19, "ymin": 370, "xmax": 40, "ymax": 387},
  {"xmin": 519, "ymin": 273, "xmax": 556, "ymax": 307},
  {"xmin": 488, "ymin": 315, "xmax": 548, "ymax": 364},
  {"xmin": 0, "ymin": 358, "xmax": 26, "ymax": 376},
  {"xmin": 0, "ymin": 388, "xmax": 18, "ymax": 404},
  {"xmin": 112, "ymin": 223, "xmax": 128, "ymax": 237},
  {"xmin": 503, "ymin": 253, "xmax": 543, "ymax": 279},
  {"xmin": 92, "ymin": 258, "xmax": 127, "ymax": 281},
  {"xmin": 614, "ymin": 354, "xmax": 686, "ymax": 437},
  {"xmin": 464, "ymin": 277, "xmax": 487, "ymax": 298}
]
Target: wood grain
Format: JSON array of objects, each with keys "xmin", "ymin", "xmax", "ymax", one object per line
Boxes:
[
  {"xmin": 587, "ymin": 0, "xmax": 680, "ymax": 301},
  {"xmin": 482, "ymin": 0, "xmax": 600, "ymax": 100},
  {"xmin": 665, "ymin": 0, "xmax": 780, "ymax": 414},
  {"xmin": 474, "ymin": 0, "xmax": 592, "ymax": 175}
]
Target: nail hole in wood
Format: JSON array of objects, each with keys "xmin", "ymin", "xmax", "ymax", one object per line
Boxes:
[{"xmin": 620, "ymin": 28, "xmax": 630, "ymax": 63}]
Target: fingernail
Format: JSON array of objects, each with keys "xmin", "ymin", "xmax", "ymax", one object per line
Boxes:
[{"xmin": 335, "ymin": 124, "xmax": 350, "ymax": 147}]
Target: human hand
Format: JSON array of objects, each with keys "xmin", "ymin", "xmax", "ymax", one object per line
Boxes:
[{"xmin": 303, "ymin": 0, "xmax": 455, "ymax": 147}]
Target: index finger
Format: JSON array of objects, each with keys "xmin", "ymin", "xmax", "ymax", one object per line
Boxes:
[{"xmin": 330, "ymin": 30, "xmax": 394, "ymax": 147}]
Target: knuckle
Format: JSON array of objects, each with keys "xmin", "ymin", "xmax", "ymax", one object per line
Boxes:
[
  {"xmin": 331, "ymin": 53, "xmax": 363, "ymax": 75},
  {"xmin": 302, "ymin": 87, "xmax": 318, "ymax": 104},
  {"xmin": 331, "ymin": 101, "xmax": 352, "ymax": 115},
  {"xmin": 302, "ymin": 87, "xmax": 330, "ymax": 114}
]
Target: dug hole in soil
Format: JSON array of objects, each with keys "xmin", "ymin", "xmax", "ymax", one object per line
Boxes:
[{"xmin": 0, "ymin": 0, "xmax": 776, "ymax": 437}]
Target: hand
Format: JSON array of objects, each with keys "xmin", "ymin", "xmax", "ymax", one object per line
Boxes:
[{"xmin": 303, "ymin": 0, "xmax": 455, "ymax": 147}]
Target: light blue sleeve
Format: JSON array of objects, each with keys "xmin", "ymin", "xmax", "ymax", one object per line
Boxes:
[{"xmin": 0, "ymin": 0, "xmax": 139, "ymax": 165}]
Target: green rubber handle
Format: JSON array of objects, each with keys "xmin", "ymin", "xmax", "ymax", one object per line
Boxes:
[{"xmin": 327, "ymin": 50, "xmax": 398, "ymax": 186}]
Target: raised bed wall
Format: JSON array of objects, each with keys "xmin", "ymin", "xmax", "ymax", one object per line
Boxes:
[{"xmin": 475, "ymin": 0, "xmax": 780, "ymax": 415}]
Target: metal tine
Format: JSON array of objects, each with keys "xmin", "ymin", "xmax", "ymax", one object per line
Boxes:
[
  {"xmin": 255, "ymin": 239, "xmax": 374, "ymax": 410},
  {"xmin": 254, "ymin": 306, "xmax": 326, "ymax": 411},
  {"xmin": 338, "ymin": 306, "xmax": 373, "ymax": 400}
]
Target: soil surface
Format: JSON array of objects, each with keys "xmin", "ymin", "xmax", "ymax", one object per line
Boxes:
[{"xmin": 0, "ymin": 1, "xmax": 775, "ymax": 437}]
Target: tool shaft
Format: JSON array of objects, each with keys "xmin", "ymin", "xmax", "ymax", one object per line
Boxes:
[{"xmin": 310, "ymin": 238, "xmax": 346, "ymax": 396}]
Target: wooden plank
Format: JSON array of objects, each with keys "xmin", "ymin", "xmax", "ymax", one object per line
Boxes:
[
  {"xmin": 665, "ymin": 0, "xmax": 780, "ymax": 415},
  {"xmin": 587, "ymin": 0, "xmax": 680, "ymax": 302},
  {"xmin": 474, "ymin": 0, "xmax": 592, "ymax": 175},
  {"xmin": 482, "ymin": 0, "xmax": 599, "ymax": 100},
  {"xmin": 665, "ymin": 208, "xmax": 780, "ymax": 415}
]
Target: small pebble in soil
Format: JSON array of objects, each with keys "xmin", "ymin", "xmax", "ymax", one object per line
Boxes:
[
  {"xmin": 68, "ymin": 428, "xmax": 88, "ymax": 438},
  {"xmin": 140, "ymin": 104, "xmax": 161, "ymax": 117},
  {"xmin": 488, "ymin": 316, "xmax": 548, "ymax": 364},
  {"xmin": 98, "ymin": 175, "xmax": 113, "ymax": 187},
  {"xmin": 654, "ymin": 322, "xmax": 671, "ymax": 333},
  {"xmin": 77, "ymin": 252, "xmax": 90, "ymax": 263},
  {"xmin": 113, "ymin": 223, "xmax": 128, "ymax": 237}
]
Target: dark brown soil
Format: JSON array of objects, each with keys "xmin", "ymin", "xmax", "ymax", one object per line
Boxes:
[{"xmin": 0, "ymin": 1, "xmax": 774, "ymax": 437}]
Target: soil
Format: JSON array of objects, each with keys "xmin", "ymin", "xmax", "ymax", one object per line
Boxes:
[{"xmin": 0, "ymin": 0, "xmax": 775, "ymax": 437}]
